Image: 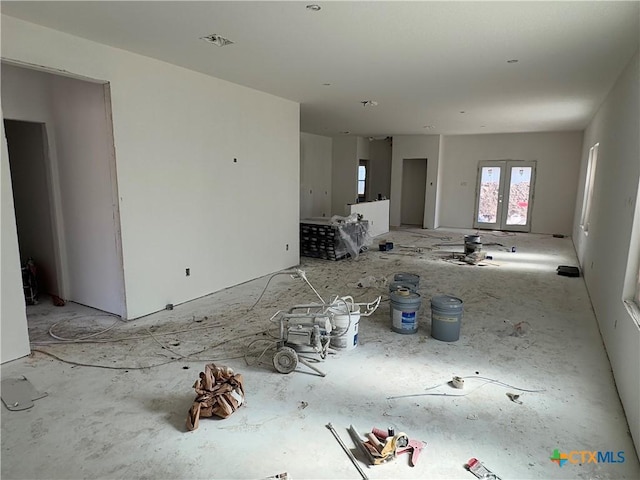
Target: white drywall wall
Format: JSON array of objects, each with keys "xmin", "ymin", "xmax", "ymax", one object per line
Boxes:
[
  {"xmin": 331, "ymin": 136, "xmax": 358, "ymax": 215},
  {"xmin": 50, "ymin": 75, "xmax": 126, "ymax": 316},
  {"xmin": 1, "ymin": 115, "xmax": 30, "ymax": 363},
  {"xmin": 390, "ymin": 135, "xmax": 440, "ymax": 228},
  {"xmin": 438, "ymin": 132, "xmax": 583, "ymax": 234},
  {"xmin": 349, "ymin": 200, "xmax": 389, "ymax": 238},
  {"xmin": 300, "ymin": 132, "xmax": 332, "ymax": 219},
  {"xmin": 1, "ymin": 15, "xmax": 300, "ymax": 320},
  {"xmin": 357, "ymin": 136, "xmax": 370, "ymax": 161},
  {"xmin": 368, "ymin": 139, "xmax": 391, "ymax": 199},
  {"xmin": 369, "ymin": 138, "xmax": 392, "ymax": 201},
  {"xmin": 1, "ymin": 64, "xmax": 67, "ymax": 298},
  {"xmin": 573, "ymin": 51, "xmax": 639, "ymax": 455},
  {"xmin": 434, "ymin": 135, "xmax": 445, "ymax": 228},
  {"xmin": 4, "ymin": 120, "xmax": 59, "ymax": 296},
  {"xmin": 357, "ymin": 136, "xmax": 371, "ymax": 201}
]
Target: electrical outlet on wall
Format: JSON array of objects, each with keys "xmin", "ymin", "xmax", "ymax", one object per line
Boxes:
[
  {"xmin": 185, "ymin": 268, "xmax": 190, "ymax": 276},
  {"xmin": 286, "ymin": 244, "xmax": 289, "ymax": 251}
]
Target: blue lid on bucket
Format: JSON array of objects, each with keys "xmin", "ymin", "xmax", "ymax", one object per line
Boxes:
[{"xmin": 430, "ymin": 295, "xmax": 463, "ymax": 310}]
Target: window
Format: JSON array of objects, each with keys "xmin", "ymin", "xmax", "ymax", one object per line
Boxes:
[
  {"xmin": 580, "ymin": 143, "xmax": 599, "ymax": 234},
  {"xmin": 623, "ymin": 176, "xmax": 640, "ymax": 327},
  {"xmin": 623, "ymin": 249, "xmax": 640, "ymax": 329},
  {"xmin": 358, "ymin": 161, "xmax": 368, "ymax": 200},
  {"xmin": 358, "ymin": 165, "xmax": 366, "ymax": 194}
]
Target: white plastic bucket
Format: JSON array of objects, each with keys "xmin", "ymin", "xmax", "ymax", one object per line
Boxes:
[{"xmin": 329, "ymin": 297, "xmax": 361, "ymax": 350}]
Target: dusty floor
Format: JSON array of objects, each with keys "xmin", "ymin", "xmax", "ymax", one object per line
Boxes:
[{"xmin": 1, "ymin": 228, "xmax": 638, "ymax": 480}]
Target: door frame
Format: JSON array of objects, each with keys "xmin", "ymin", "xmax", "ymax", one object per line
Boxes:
[
  {"xmin": 473, "ymin": 160, "xmax": 536, "ymax": 232},
  {"xmin": 3, "ymin": 61, "xmax": 127, "ymax": 318}
]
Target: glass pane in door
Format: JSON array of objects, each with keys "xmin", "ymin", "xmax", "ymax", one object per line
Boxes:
[
  {"xmin": 506, "ymin": 167, "xmax": 532, "ymax": 225},
  {"xmin": 358, "ymin": 165, "xmax": 366, "ymax": 195},
  {"xmin": 477, "ymin": 167, "xmax": 501, "ymax": 223}
]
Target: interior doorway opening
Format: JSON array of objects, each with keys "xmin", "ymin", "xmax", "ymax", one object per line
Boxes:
[
  {"xmin": 401, "ymin": 158, "xmax": 427, "ymax": 227},
  {"xmin": 2, "ymin": 63, "xmax": 126, "ymax": 329},
  {"xmin": 5, "ymin": 119, "xmax": 62, "ymax": 302}
]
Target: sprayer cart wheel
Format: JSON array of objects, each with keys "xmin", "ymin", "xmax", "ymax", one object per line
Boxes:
[{"xmin": 273, "ymin": 346, "xmax": 298, "ymax": 374}]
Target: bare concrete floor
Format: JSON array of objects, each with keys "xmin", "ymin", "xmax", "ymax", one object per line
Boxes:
[{"xmin": 1, "ymin": 228, "xmax": 638, "ymax": 480}]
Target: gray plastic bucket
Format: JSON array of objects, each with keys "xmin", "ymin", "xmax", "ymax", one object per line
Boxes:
[
  {"xmin": 393, "ymin": 272, "xmax": 420, "ymax": 287},
  {"xmin": 389, "ymin": 281, "xmax": 418, "ymax": 294},
  {"xmin": 390, "ymin": 290, "xmax": 421, "ymax": 334},
  {"xmin": 464, "ymin": 235, "xmax": 482, "ymax": 254},
  {"xmin": 430, "ymin": 295, "xmax": 463, "ymax": 342}
]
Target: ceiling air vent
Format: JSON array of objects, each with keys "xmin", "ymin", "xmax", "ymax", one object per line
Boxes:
[{"xmin": 200, "ymin": 34, "xmax": 234, "ymax": 47}]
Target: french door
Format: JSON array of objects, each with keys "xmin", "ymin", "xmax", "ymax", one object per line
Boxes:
[{"xmin": 473, "ymin": 160, "xmax": 536, "ymax": 232}]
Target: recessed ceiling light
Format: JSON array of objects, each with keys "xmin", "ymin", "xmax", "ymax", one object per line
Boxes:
[
  {"xmin": 423, "ymin": 125, "xmax": 434, "ymax": 129},
  {"xmin": 507, "ymin": 59, "xmax": 519, "ymax": 63},
  {"xmin": 361, "ymin": 100, "xmax": 378, "ymax": 107},
  {"xmin": 340, "ymin": 131, "xmax": 351, "ymax": 135},
  {"xmin": 460, "ymin": 111, "xmax": 466, "ymax": 114},
  {"xmin": 200, "ymin": 34, "xmax": 234, "ymax": 47},
  {"xmin": 322, "ymin": 83, "xmax": 331, "ymax": 86},
  {"xmin": 306, "ymin": 4, "xmax": 321, "ymax": 11}
]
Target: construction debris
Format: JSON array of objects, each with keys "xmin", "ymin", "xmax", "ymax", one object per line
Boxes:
[
  {"xmin": 348, "ymin": 425, "xmax": 425, "ymax": 467},
  {"xmin": 463, "ymin": 251, "xmax": 487, "ymax": 264},
  {"xmin": 450, "ymin": 376, "xmax": 465, "ymax": 389},
  {"xmin": 356, "ymin": 275, "xmax": 387, "ymax": 288},
  {"xmin": 465, "ymin": 457, "xmax": 503, "ymax": 479},
  {"xmin": 186, "ymin": 363, "xmax": 245, "ymax": 431},
  {"xmin": 1, "ymin": 376, "xmax": 48, "ymax": 411},
  {"xmin": 326, "ymin": 423, "xmax": 369, "ymax": 480},
  {"xmin": 511, "ymin": 321, "xmax": 530, "ymax": 337},
  {"xmin": 557, "ymin": 265, "xmax": 580, "ymax": 277},
  {"xmin": 378, "ymin": 239, "xmax": 394, "ymax": 251},
  {"xmin": 443, "ymin": 251, "xmax": 488, "ymax": 266},
  {"xmin": 506, "ymin": 392, "xmax": 523, "ymax": 404},
  {"xmin": 264, "ymin": 473, "xmax": 289, "ymax": 480}
]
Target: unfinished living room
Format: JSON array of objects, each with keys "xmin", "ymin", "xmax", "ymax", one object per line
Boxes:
[{"xmin": 1, "ymin": 2, "xmax": 639, "ymax": 480}]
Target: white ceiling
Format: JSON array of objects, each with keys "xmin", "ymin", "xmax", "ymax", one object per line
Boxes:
[{"xmin": 2, "ymin": 1, "xmax": 638, "ymax": 137}]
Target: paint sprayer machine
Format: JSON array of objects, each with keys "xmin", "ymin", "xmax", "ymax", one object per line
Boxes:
[{"xmin": 263, "ymin": 269, "xmax": 381, "ymax": 376}]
